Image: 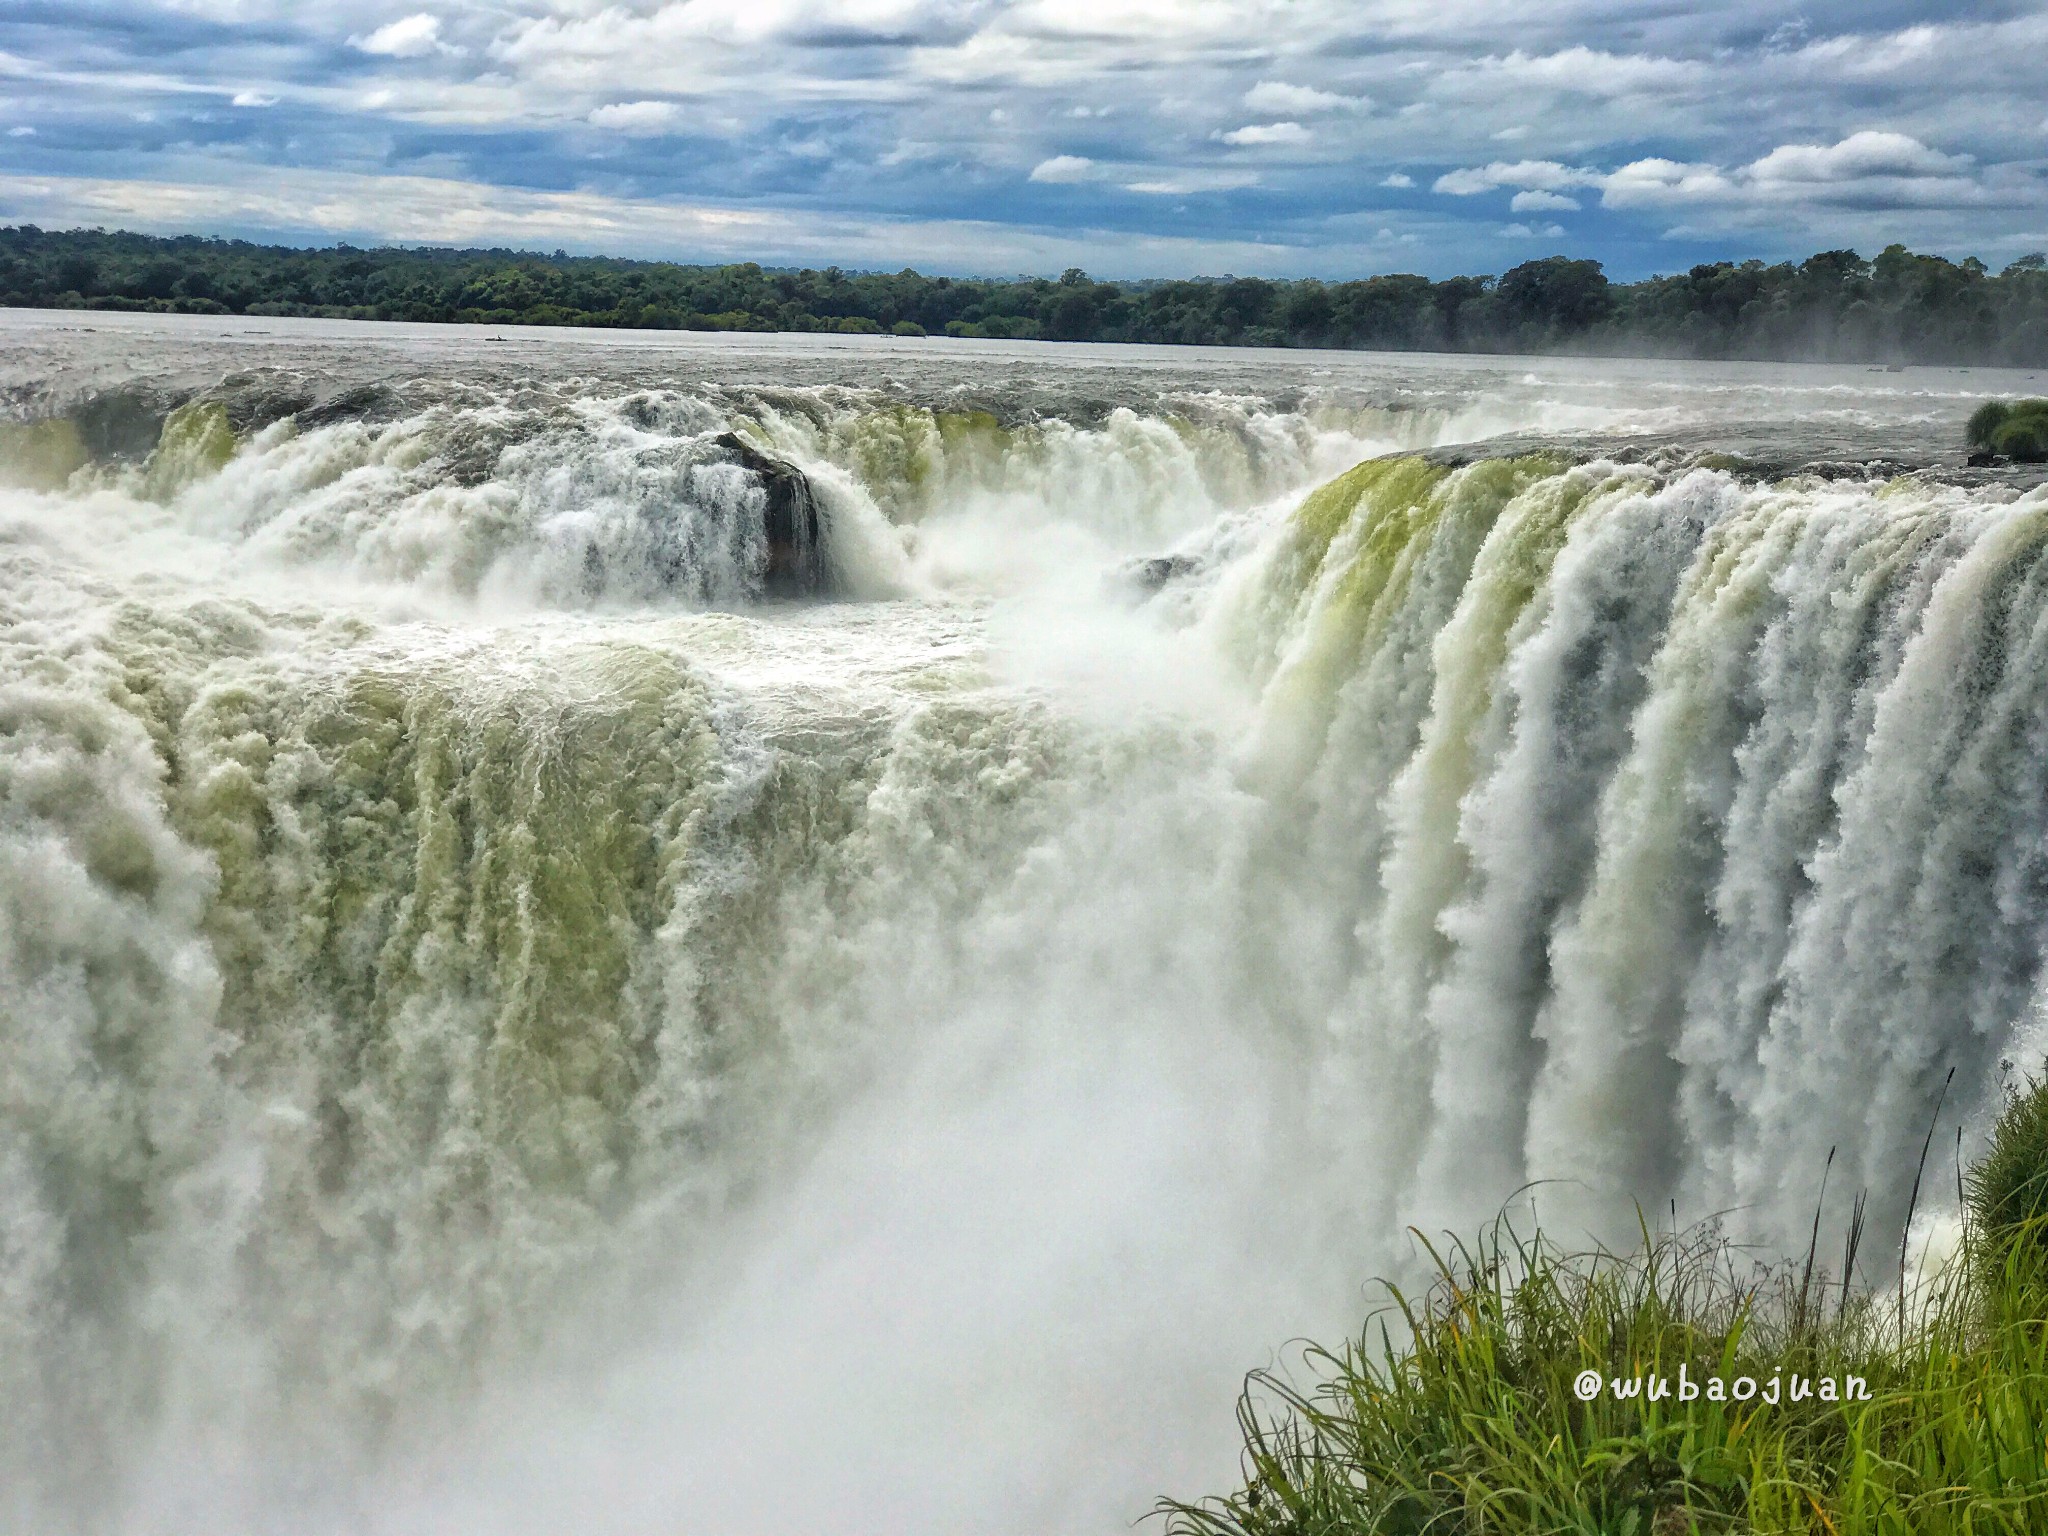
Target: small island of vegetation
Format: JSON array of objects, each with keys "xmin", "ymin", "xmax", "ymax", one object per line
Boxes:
[{"xmin": 1967, "ymin": 399, "xmax": 2048, "ymax": 463}]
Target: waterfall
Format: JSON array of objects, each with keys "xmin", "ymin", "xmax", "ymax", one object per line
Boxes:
[
  {"xmin": 2, "ymin": 331, "xmax": 2043, "ymax": 1532},
  {"xmin": 1226, "ymin": 456, "xmax": 2048, "ymax": 1249}
]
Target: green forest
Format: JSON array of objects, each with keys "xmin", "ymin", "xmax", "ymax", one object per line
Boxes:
[{"xmin": 5, "ymin": 223, "xmax": 2046, "ymax": 365}]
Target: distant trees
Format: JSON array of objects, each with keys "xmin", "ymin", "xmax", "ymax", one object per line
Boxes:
[
  {"xmin": 1497, "ymin": 256, "xmax": 1614, "ymax": 338},
  {"xmin": 4, "ymin": 225, "xmax": 2048, "ymax": 365}
]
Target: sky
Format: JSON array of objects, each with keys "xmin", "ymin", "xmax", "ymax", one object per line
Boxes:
[{"xmin": 1, "ymin": 2, "xmax": 2045, "ymax": 280}]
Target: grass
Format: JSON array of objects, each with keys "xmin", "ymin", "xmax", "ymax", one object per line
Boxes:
[
  {"xmin": 1164, "ymin": 1080, "xmax": 2048, "ymax": 1535},
  {"xmin": 1966, "ymin": 400, "xmax": 2048, "ymax": 462}
]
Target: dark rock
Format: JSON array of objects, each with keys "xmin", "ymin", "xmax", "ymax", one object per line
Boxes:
[
  {"xmin": 710, "ymin": 431, "xmax": 828, "ymax": 596},
  {"xmin": 289, "ymin": 382, "xmax": 403, "ymax": 431},
  {"xmin": 70, "ymin": 390, "xmax": 171, "ymax": 461},
  {"xmin": 1111, "ymin": 552, "xmax": 1203, "ymax": 601}
]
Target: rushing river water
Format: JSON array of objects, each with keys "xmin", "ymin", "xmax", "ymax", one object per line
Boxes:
[{"xmin": 4, "ymin": 310, "xmax": 2047, "ymax": 1533}]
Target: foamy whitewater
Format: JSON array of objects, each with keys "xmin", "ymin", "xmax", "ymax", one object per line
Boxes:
[{"xmin": 4, "ymin": 310, "xmax": 2047, "ymax": 1533}]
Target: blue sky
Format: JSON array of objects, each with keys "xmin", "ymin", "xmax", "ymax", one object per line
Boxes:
[{"xmin": 2, "ymin": 2, "xmax": 2044, "ymax": 279}]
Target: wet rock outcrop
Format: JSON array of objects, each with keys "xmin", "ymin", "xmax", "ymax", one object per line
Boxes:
[
  {"xmin": 710, "ymin": 431, "xmax": 827, "ymax": 596},
  {"xmin": 1114, "ymin": 553, "xmax": 1203, "ymax": 598}
]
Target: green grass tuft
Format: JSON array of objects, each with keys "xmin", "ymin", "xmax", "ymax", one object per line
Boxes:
[
  {"xmin": 1167, "ymin": 1083, "xmax": 2048, "ymax": 1534},
  {"xmin": 1968, "ymin": 398, "xmax": 2048, "ymax": 460},
  {"xmin": 1967, "ymin": 400, "xmax": 2012, "ymax": 449},
  {"xmin": 1967, "ymin": 1075, "xmax": 2048, "ymax": 1297}
]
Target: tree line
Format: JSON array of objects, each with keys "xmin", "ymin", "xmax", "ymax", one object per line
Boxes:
[{"xmin": 6, "ymin": 224, "xmax": 2047, "ymax": 366}]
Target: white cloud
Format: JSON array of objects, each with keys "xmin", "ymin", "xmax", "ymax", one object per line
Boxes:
[
  {"xmin": 1029, "ymin": 154, "xmax": 1094, "ymax": 182},
  {"xmin": 1243, "ymin": 80, "xmax": 1368, "ymax": 115},
  {"xmin": 1502, "ymin": 221, "xmax": 1565, "ymax": 238},
  {"xmin": 1433, "ymin": 159, "xmax": 1601, "ymax": 195},
  {"xmin": 1427, "ymin": 131, "xmax": 1996, "ymax": 226},
  {"xmin": 353, "ymin": 14, "xmax": 442, "ymax": 58},
  {"xmin": 1220, "ymin": 121, "xmax": 1309, "ymax": 146},
  {"xmin": 1600, "ymin": 157, "xmax": 1731, "ymax": 205},
  {"xmin": 1745, "ymin": 129, "xmax": 1968, "ymax": 186},
  {"xmin": 588, "ymin": 100, "xmax": 681, "ymax": 133},
  {"xmin": 1604, "ymin": 132, "xmax": 1985, "ymax": 211},
  {"xmin": 1434, "ymin": 46, "xmax": 1707, "ymax": 102},
  {"xmin": 230, "ymin": 89, "xmax": 277, "ymax": 107},
  {"xmin": 1491, "ymin": 125, "xmax": 1528, "ymax": 141},
  {"xmin": 497, "ymin": 0, "xmax": 953, "ymax": 60},
  {"xmin": 1784, "ymin": 23, "xmax": 1952, "ymax": 82},
  {"xmin": 7, "ymin": 125, "xmax": 34, "ymax": 138},
  {"xmin": 1380, "ymin": 172, "xmax": 1414, "ymax": 188},
  {"xmin": 875, "ymin": 138, "xmax": 932, "ymax": 166},
  {"xmin": 1764, "ymin": 19, "xmax": 1809, "ymax": 53},
  {"xmin": 1123, "ymin": 169, "xmax": 1260, "ymax": 194}
]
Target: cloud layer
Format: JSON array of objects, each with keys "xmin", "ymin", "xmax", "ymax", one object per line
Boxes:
[{"xmin": 2, "ymin": 3, "xmax": 2044, "ymax": 278}]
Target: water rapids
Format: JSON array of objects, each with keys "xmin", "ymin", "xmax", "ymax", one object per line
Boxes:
[{"xmin": 3, "ymin": 311, "xmax": 2045, "ymax": 1533}]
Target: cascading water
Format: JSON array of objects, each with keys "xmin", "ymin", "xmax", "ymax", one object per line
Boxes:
[{"xmin": 2, "ymin": 311, "xmax": 2045, "ymax": 1534}]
